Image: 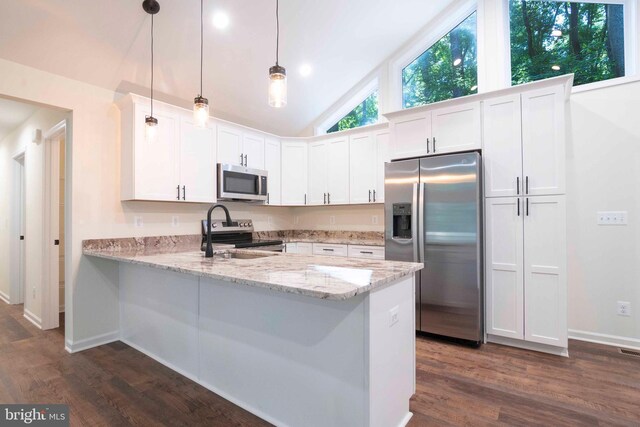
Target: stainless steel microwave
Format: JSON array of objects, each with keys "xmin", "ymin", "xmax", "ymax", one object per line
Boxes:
[{"xmin": 217, "ymin": 163, "xmax": 268, "ymax": 202}]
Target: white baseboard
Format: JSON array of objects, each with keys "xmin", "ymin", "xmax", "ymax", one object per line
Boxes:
[
  {"xmin": 398, "ymin": 412, "xmax": 413, "ymax": 427},
  {"xmin": 569, "ymin": 329, "xmax": 640, "ymax": 351},
  {"xmin": 65, "ymin": 330, "xmax": 120, "ymax": 353},
  {"xmin": 487, "ymin": 334, "xmax": 569, "ymax": 357},
  {"xmin": 23, "ymin": 309, "xmax": 42, "ymax": 329},
  {"xmin": 0, "ymin": 290, "xmax": 9, "ymax": 304}
]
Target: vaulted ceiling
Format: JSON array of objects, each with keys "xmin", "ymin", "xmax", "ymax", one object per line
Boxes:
[{"xmin": 0, "ymin": 0, "xmax": 453, "ymax": 135}]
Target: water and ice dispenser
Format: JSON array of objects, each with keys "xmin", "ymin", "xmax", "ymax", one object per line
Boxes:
[{"xmin": 392, "ymin": 203, "xmax": 412, "ymax": 239}]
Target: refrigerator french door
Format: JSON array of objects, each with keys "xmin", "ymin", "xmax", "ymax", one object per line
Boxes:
[{"xmin": 385, "ymin": 152, "xmax": 483, "ymax": 343}]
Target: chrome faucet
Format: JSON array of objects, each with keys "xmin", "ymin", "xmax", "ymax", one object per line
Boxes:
[{"xmin": 204, "ymin": 204, "xmax": 234, "ymax": 258}]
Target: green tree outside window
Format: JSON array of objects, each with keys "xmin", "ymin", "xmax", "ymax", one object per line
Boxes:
[
  {"xmin": 327, "ymin": 91, "xmax": 379, "ymax": 134},
  {"xmin": 510, "ymin": 0, "xmax": 625, "ymax": 86},
  {"xmin": 402, "ymin": 12, "xmax": 478, "ymax": 109}
]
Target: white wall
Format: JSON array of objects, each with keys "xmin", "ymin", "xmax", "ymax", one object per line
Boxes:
[
  {"xmin": 0, "ymin": 107, "xmax": 68, "ymax": 323},
  {"xmin": 291, "ymin": 204, "xmax": 384, "ymax": 232}
]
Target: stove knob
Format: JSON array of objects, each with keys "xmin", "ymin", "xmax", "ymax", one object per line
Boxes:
[{"xmin": 212, "ymin": 223, "xmax": 218, "ymax": 228}]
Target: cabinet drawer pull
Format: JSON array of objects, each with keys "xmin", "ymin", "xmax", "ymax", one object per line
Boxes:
[
  {"xmin": 360, "ymin": 251, "xmax": 374, "ymax": 255},
  {"xmin": 322, "ymin": 248, "xmax": 334, "ymax": 252}
]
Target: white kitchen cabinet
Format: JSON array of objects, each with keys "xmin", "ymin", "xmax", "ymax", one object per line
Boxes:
[
  {"xmin": 281, "ymin": 141, "xmax": 308, "ymax": 205},
  {"xmin": 216, "ymin": 125, "xmax": 243, "ymax": 166},
  {"xmin": 389, "ymin": 110, "xmax": 431, "ymax": 160},
  {"xmin": 485, "ymin": 195, "xmax": 567, "ymax": 351},
  {"xmin": 349, "ymin": 129, "xmax": 388, "ymax": 204},
  {"xmin": 217, "ymin": 125, "xmax": 265, "ymax": 169},
  {"xmin": 431, "ymin": 101, "xmax": 481, "ymax": 154},
  {"xmin": 485, "ymin": 197, "xmax": 524, "ymax": 340},
  {"xmin": 178, "ymin": 117, "xmax": 216, "ymax": 203},
  {"xmin": 483, "ymin": 94, "xmax": 523, "ymax": 198},
  {"xmin": 307, "ymin": 136, "xmax": 349, "ymax": 205},
  {"xmin": 521, "ymin": 86, "xmax": 565, "ymax": 196},
  {"xmin": 264, "ymin": 138, "xmax": 281, "ymax": 205},
  {"xmin": 523, "ymin": 195, "xmax": 567, "ymax": 347},
  {"xmin": 312, "ymin": 243, "xmax": 348, "ymax": 257},
  {"xmin": 119, "ymin": 95, "xmax": 215, "ymax": 203},
  {"xmin": 348, "ymin": 245, "xmax": 385, "ymax": 260},
  {"xmin": 286, "ymin": 242, "xmax": 313, "ymax": 255}
]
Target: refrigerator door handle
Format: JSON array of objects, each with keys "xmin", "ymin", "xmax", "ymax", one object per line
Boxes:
[
  {"xmin": 418, "ymin": 182, "xmax": 425, "ymax": 263},
  {"xmin": 412, "ymin": 183, "xmax": 419, "ymax": 262}
]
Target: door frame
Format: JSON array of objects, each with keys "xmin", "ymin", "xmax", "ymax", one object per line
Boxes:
[
  {"xmin": 42, "ymin": 120, "xmax": 67, "ymax": 330},
  {"xmin": 8, "ymin": 151, "xmax": 26, "ymax": 305}
]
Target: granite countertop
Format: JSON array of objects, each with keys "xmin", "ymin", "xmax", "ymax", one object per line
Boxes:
[{"xmin": 83, "ymin": 239, "xmax": 421, "ymax": 300}]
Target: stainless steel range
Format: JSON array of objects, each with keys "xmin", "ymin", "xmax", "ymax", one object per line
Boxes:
[{"xmin": 200, "ymin": 219, "xmax": 284, "ymax": 252}]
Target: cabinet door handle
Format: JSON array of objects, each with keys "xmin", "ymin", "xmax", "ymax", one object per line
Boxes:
[
  {"xmin": 324, "ymin": 193, "xmax": 327, "ymax": 204},
  {"xmin": 328, "ymin": 193, "xmax": 330, "ymax": 204},
  {"xmin": 525, "ymin": 176, "xmax": 529, "ymax": 194},
  {"xmin": 182, "ymin": 185, "xmax": 186, "ymax": 200},
  {"xmin": 426, "ymin": 138, "xmax": 430, "ymax": 154},
  {"xmin": 516, "ymin": 177, "xmax": 520, "ymax": 195},
  {"xmin": 304, "ymin": 193, "xmax": 307, "ymax": 205},
  {"xmin": 240, "ymin": 153, "xmax": 244, "ymax": 165},
  {"xmin": 267, "ymin": 192, "xmax": 270, "ymax": 204},
  {"xmin": 373, "ymin": 189, "xmax": 376, "ymax": 202},
  {"xmin": 433, "ymin": 137, "xmax": 436, "ymax": 152},
  {"xmin": 244, "ymin": 154, "xmax": 248, "ymax": 166},
  {"xmin": 369, "ymin": 190, "xmax": 371, "ymax": 203},
  {"xmin": 517, "ymin": 198, "xmax": 520, "ymax": 216},
  {"xmin": 177, "ymin": 185, "xmax": 180, "ymax": 200},
  {"xmin": 526, "ymin": 198, "xmax": 529, "ymax": 216}
]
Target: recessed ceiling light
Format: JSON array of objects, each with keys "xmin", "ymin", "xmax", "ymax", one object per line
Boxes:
[
  {"xmin": 212, "ymin": 11, "xmax": 229, "ymax": 30},
  {"xmin": 551, "ymin": 29, "xmax": 562, "ymax": 37},
  {"xmin": 299, "ymin": 64, "xmax": 313, "ymax": 77},
  {"xmin": 453, "ymin": 58, "xmax": 462, "ymax": 66},
  {"xmin": 551, "ymin": 65, "xmax": 561, "ymax": 71}
]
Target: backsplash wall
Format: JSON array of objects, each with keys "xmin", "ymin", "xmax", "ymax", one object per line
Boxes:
[{"xmin": 290, "ymin": 204, "xmax": 384, "ymax": 232}]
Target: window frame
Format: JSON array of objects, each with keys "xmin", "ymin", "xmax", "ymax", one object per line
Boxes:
[
  {"xmin": 505, "ymin": 0, "xmax": 638, "ymax": 92},
  {"xmin": 315, "ymin": 77, "xmax": 380, "ymax": 136},
  {"xmin": 390, "ymin": 0, "xmax": 478, "ymax": 111}
]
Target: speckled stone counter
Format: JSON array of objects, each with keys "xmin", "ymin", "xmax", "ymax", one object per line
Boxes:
[{"xmin": 83, "ymin": 244, "xmax": 422, "ymax": 300}]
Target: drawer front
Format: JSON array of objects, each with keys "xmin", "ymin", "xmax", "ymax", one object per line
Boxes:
[
  {"xmin": 312, "ymin": 243, "xmax": 348, "ymax": 257},
  {"xmin": 295, "ymin": 242, "xmax": 313, "ymax": 255},
  {"xmin": 348, "ymin": 245, "xmax": 385, "ymax": 260},
  {"xmin": 284, "ymin": 243, "xmax": 297, "ymax": 254}
]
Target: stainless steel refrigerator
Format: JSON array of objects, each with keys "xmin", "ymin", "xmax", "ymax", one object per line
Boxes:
[{"xmin": 385, "ymin": 152, "xmax": 483, "ymax": 344}]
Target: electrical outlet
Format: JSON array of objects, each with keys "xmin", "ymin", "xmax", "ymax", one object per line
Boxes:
[
  {"xmin": 389, "ymin": 306, "xmax": 399, "ymax": 327},
  {"xmin": 372, "ymin": 215, "xmax": 378, "ymax": 225},
  {"xmin": 134, "ymin": 216, "xmax": 144, "ymax": 227},
  {"xmin": 617, "ymin": 301, "xmax": 631, "ymax": 316},
  {"xmin": 171, "ymin": 216, "xmax": 179, "ymax": 227},
  {"xmin": 329, "ymin": 215, "xmax": 336, "ymax": 225},
  {"xmin": 597, "ymin": 211, "xmax": 628, "ymax": 225}
]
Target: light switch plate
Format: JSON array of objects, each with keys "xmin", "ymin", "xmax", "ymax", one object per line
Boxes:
[
  {"xmin": 134, "ymin": 216, "xmax": 144, "ymax": 227},
  {"xmin": 389, "ymin": 306, "xmax": 399, "ymax": 327},
  {"xmin": 597, "ymin": 211, "xmax": 628, "ymax": 225},
  {"xmin": 171, "ymin": 216, "xmax": 179, "ymax": 227}
]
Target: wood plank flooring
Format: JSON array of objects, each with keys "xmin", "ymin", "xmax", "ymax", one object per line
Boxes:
[{"xmin": 1, "ymin": 302, "xmax": 639, "ymax": 426}]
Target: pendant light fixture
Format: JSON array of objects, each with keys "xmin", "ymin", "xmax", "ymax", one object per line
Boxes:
[
  {"xmin": 268, "ymin": 0, "xmax": 287, "ymax": 108},
  {"xmin": 143, "ymin": 0, "xmax": 160, "ymax": 141},
  {"xmin": 193, "ymin": 0, "xmax": 209, "ymax": 127}
]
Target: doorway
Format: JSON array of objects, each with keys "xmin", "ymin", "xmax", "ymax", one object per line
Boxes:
[{"xmin": 9, "ymin": 153, "xmax": 26, "ymax": 305}]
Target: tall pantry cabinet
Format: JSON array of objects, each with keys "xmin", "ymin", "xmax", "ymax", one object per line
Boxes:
[{"xmin": 483, "ymin": 84, "xmax": 569, "ymax": 355}]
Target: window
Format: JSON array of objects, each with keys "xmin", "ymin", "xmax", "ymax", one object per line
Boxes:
[
  {"xmin": 402, "ymin": 12, "xmax": 478, "ymax": 109},
  {"xmin": 510, "ymin": 1, "xmax": 626, "ymax": 86},
  {"xmin": 326, "ymin": 90, "xmax": 379, "ymax": 133}
]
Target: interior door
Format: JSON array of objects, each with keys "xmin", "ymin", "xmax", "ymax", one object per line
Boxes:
[
  {"xmin": 485, "ymin": 197, "xmax": 524, "ymax": 339},
  {"xmin": 307, "ymin": 140, "xmax": 327, "ymax": 205},
  {"xmin": 179, "ymin": 118, "xmax": 216, "ymax": 203},
  {"xmin": 524, "ymin": 195, "xmax": 567, "ymax": 347},
  {"xmin": 419, "ymin": 153, "xmax": 482, "ymax": 341},
  {"xmin": 521, "ymin": 86, "xmax": 565, "ymax": 196},
  {"xmin": 243, "ymin": 133, "xmax": 265, "ymax": 169},
  {"xmin": 349, "ymin": 131, "xmax": 376, "ymax": 204},
  {"xmin": 326, "ymin": 136, "xmax": 350, "ymax": 204},
  {"xmin": 217, "ymin": 125, "xmax": 243, "ymax": 166},
  {"xmin": 483, "ymin": 94, "xmax": 523, "ymax": 197}
]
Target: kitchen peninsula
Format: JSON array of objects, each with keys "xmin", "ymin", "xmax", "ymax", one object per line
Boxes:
[{"xmin": 83, "ymin": 236, "xmax": 422, "ymax": 427}]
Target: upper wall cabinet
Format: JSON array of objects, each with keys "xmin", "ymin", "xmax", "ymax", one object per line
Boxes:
[
  {"xmin": 308, "ymin": 136, "xmax": 349, "ymax": 205},
  {"xmin": 483, "ymin": 85, "xmax": 566, "ymax": 198},
  {"xmin": 349, "ymin": 128, "xmax": 389, "ymax": 204},
  {"xmin": 118, "ymin": 94, "xmax": 216, "ymax": 203},
  {"xmin": 264, "ymin": 138, "xmax": 281, "ymax": 205},
  {"xmin": 281, "ymin": 141, "xmax": 308, "ymax": 205},
  {"xmin": 388, "ymin": 101, "xmax": 481, "ymax": 160},
  {"xmin": 217, "ymin": 125, "xmax": 265, "ymax": 169}
]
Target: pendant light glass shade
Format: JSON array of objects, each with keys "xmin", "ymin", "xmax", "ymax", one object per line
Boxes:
[
  {"xmin": 268, "ymin": 65, "xmax": 287, "ymax": 108},
  {"xmin": 145, "ymin": 116, "xmax": 158, "ymax": 142},
  {"xmin": 193, "ymin": 0, "xmax": 209, "ymax": 127}
]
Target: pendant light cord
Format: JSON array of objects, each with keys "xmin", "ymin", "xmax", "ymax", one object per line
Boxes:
[
  {"xmin": 200, "ymin": 0, "xmax": 203, "ymax": 96},
  {"xmin": 151, "ymin": 13, "xmax": 154, "ymax": 117},
  {"xmin": 275, "ymin": 0, "xmax": 279, "ymax": 65}
]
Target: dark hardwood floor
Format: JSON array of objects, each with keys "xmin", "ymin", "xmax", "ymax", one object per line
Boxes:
[{"xmin": 1, "ymin": 302, "xmax": 639, "ymax": 426}]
